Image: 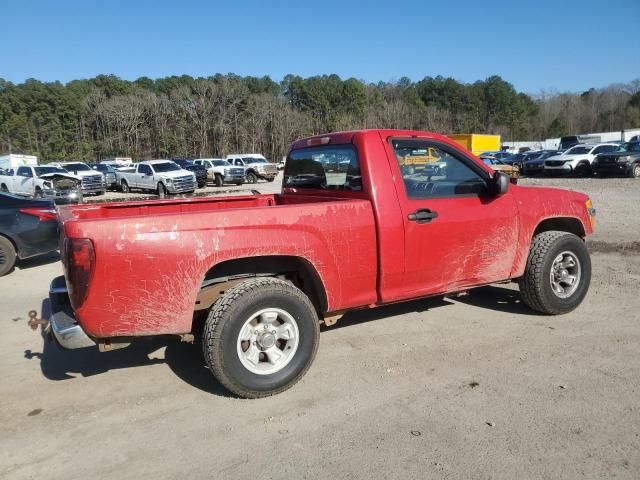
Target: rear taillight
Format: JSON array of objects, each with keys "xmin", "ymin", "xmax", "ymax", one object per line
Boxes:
[
  {"xmin": 19, "ymin": 207, "xmax": 58, "ymax": 222},
  {"xmin": 65, "ymin": 238, "xmax": 95, "ymax": 309}
]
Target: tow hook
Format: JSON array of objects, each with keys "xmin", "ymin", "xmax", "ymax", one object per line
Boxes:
[{"xmin": 27, "ymin": 310, "xmax": 50, "ymax": 334}]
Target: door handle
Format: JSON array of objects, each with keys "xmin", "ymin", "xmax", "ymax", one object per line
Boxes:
[{"xmin": 408, "ymin": 208, "xmax": 438, "ymax": 223}]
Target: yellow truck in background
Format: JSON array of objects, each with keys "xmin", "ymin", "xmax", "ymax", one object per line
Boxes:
[{"xmin": 448, "ymin": 134, "xmax": 501, "ymax": 155}]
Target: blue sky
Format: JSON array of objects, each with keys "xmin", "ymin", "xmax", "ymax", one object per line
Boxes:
[{"xmin": 2, "ymin": 0, "xmax": 639, "ymax": 93}]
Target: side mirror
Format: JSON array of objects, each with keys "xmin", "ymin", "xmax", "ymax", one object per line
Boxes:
[{"xmin": 491, "ymin": 171, "xmax": 510, "ymax": 196}]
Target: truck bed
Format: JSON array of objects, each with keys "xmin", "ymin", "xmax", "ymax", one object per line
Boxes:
[{"xmin": 59, "ymin": 193, "xmax": 378, "ymax": 337}]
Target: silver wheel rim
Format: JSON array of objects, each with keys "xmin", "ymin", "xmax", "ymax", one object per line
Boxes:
[
  {"xmin": 550, "ymin": 251, "xmax": 581, "ymax": 298},
  {"xmin": 236, "ymin": 308, "xmax": 300, "ymax": 375}
]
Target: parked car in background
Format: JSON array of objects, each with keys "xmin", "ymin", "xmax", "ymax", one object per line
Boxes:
[
  {"xmin": 0, "ymin": 165, "xmax": 82, "ymax": 203},
  {"xmin": 225, "ymin": 154, "xmax": 278, "ymax": 183},
  {"xmin": 117, "ymin": 160, "xmax": 196, "ymax": 197},
  {"xmin": 171, "ymin": 159, "xmax": 208, "ymax": 188},
  {"xmin": 592, "ymin": 141, "xmax": 640, "ymax": 178},
  {"xmin": 89, "ymin": 163, "xmax": 118, "ymax": 190},
  {"xmin": 193, "ymin": 159, "xmax": 245, "ymax": 186},
  {"xmin": 51, "ymin": 161, "xmax": 106, "ymax": 195},
  {"xmin": 479, "ymin": 151, "xmax": 513, "ymax": 161},
  {"xmin": 0, "ymin": 154, "xmax": 38, "ymax": 171},
  {"xmin": 544, "ymin": 143, "xmax": 619, "ymax": 176},
  {"xmin": 0, "ymin": 192, "xmax": 59, "ymax": 276},
  {"xmin": 478, "ymin": 155, "xmax": 520, "ymax": 179},
  {"xmin": 521, "ymin": 151, "xmax": 559, "ymax": 176}
]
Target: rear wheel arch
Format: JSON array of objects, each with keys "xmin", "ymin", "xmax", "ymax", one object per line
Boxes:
[{"xmin": 199, "ymin": 255, "xmax": 328, "ymax": 315}]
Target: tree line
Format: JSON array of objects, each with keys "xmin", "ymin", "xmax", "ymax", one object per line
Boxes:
[{"xmin": 1, "ymin": 74, "xmax": 639, "ymax": 162}]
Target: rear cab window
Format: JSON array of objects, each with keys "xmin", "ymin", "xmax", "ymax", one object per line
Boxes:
[{"xmin": 284, "ymin": 145, "xmax": 362, "ymax": 191}]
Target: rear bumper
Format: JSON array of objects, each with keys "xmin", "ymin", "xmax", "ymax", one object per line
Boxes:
[{"xmin": 49, "ymin": 276, "xmax": 95, "ymax": 349}]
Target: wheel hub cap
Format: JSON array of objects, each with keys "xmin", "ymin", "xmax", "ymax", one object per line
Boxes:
[
  {"xmin": 550, "ymin": 251, "xmax": 581, "ymax": 299},
  {"xmin": 236, "ymin": 308, "xmax": 300, "ymax": 375}
]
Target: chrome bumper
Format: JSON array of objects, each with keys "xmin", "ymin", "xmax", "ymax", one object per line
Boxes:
[{"xmin": 49, "ymin": 276, "xmax": 95, "ymax": 349}]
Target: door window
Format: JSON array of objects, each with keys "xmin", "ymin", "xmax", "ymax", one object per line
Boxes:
[
  {"xmin": 139, "ymin": 164, "xmax": 152, "ymax": 175},
  {"xmin": 391, "ymin": 139, "xmax": 487, "ymax": 198},
  {"xmin": 17, "ymin": 167, "xmax": 33, "ymax": 177}
]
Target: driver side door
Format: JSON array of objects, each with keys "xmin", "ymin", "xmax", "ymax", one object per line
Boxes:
[{"xmin": 386, "ymin": 138, "xmax": 519, "ymax": 298}]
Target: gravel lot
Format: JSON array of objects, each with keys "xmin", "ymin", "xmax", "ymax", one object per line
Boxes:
[{"xmin": 1, "ymin": 176, "xmax": 639, "ymax": 479}]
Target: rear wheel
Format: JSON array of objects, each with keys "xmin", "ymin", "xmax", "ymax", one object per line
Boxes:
[
  {"xmin": 519, "ymin": 231, "xmax": 591, "ymax": 315},
  {"xmin": 121, "ymin": 180, "xmax": 130, "ymax": 193},
  {"xmin": 0, "ymin": 184, "xmax": 8, "ymax": 192},
  {"xmin": 202, "ymin": 278, "xmax": 320, "ymax": 398},
  {"xmin": 214, "ymin": 174, "xmax": 224, "ymax": 187},
  {"xmin": 0, "ymin": 236, "xmax": 17, "ymax": 277}
]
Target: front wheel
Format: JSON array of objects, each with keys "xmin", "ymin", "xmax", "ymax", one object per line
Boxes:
[
  {"xmin": 34, "ymin": 187, "xmax": 43, "ymax": 198},
  {"xmin": 202, "ymin": 277, "xmax": 320, "ymax": 398},
  {"xmin": 631, "ymin": 163, "xmax": 640, "ymax": 179},
  {"xmin": 157, "ymin": 182, "xmax": 167, "ymax": 198},
  {"xmin": 214, "ymin": 174, "xmax": 224, "ymax": 187},
  {"xmin": 246, "ymin": 172, "xmax": 258, "ymax": 184},
  {"xmin": 519, "ymin": 231, "xmax": 591, "ymax": 315}
]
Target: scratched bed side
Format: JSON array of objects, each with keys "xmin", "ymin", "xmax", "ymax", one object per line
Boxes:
[{"xmin": 65, "ymin": 199, "xmax": 378, "ymax": 337}]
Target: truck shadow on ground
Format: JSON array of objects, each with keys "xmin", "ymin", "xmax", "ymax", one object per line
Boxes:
[
  {"xmin": 24, "ymin": 299, "xmax": 233, "ymax": 397},
  {"xmin": 25, "ymin": 285, "xmax": 532, "ymax": 397},
  {"xmin": 325, "ymin": 284, "xmax": 535, "ymax": 331}
]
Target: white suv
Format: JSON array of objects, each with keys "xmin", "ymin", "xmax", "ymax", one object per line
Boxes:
[{"xmin": 544, "ymin": 143, "xmax": 620, "ymax": 176}]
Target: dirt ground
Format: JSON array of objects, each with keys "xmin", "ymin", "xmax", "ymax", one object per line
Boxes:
[{"xmin": 1, "ymin": 176, "xmax": 639, "ymax": 480}]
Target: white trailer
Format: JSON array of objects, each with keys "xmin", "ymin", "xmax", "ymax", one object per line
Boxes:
[{"xmin": 0, "ymin": 154, "xmax": 38, "ymax": 171}]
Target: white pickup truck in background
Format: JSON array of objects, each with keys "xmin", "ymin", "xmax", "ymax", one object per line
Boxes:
[
  {"xmin": 51, "ymin": 161, "xmax": 106, "ymax": 195},
  {"xmin": 193, "ymin": 158, "xmax": 245, "ymax": 186},
  {"xmin": 225, "ymin": 154, "xmax": 278, "ymax": 183},
  {"xmin": 0, "ymin": 165, "xmax": 82, "ymax": 203},
  {"xmin": 116, "ymin": 160, "xmax": 196, "ymax": 197}
]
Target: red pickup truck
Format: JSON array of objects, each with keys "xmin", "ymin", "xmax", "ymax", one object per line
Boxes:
[{"xmin": 49, "ymin": 129, "xmax": 595, "ymax": 398}]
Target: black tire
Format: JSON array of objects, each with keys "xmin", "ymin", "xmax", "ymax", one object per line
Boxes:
[
  {"xmin": 202, "ymin": 277, "xmax": 320, "ymax": 399},
  {"xmin": 97, "ymin": 190, "xmax": 105, "ymax": 196},
  {"xmin": 0, "ymin": 184, "xmax": 8, "ymax": 192},
  {"xmin": 246, "ymin": 171, "xmax": 258, "ymax": 184},
  {"xmin": 34, "ymin": 187, "xmax": 43, "ymax": 198},
  {"xmin": 157, "ymin": 182, "xmax": 167, "ymax": 198},
  {"xmin": 121, "ymin": 180, "xmax": 129, "ymax": 193},
  {"xmin": 214, "ymin": 174, "xmax": 224, "ymax": 187},
  {"xmin": 575, "ymin": 162, "xmax": 592, "ymax": 177},
  {"xmin": 235, "ymin": 182, "xmax": 243, "ymax": 186},
  {"xmin": 631, "ymin": 163, "xmax": 640, "ymax": 179},
  {"xmin": 266, "ymin": 177, "xmax": 276, "ymax": 182},
  {"xmin": 0, "ymin": 235, "xmax": 17, "ymax": 277},
  {"xmin": 519, "ymin": 231, "xmax": 591, "ymax": 315},
  {"xmin": 198, "ymin": 181, "xmax": 206, "ymax": 189}
]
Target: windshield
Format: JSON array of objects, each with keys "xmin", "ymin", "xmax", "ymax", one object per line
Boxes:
[
  {"xmin": 63, "ymin": 163, "xmax": 91, "ymax": 171},
  {"xmin": 151, "ymin": 162, "xmax": 181, "ymax": 173},
  {"xmin": 34, "ymin": 166, "xmax": 68, "ymax": 176},
  {"xmin": 244, "ymin": 157, "xmax": 266, "ymax": 163},
  {"xmin": 174, "ymin": 159, "xmax": 193, "ymax": 166},
  {"xmin": 285, "ymin": 146, "xmax": 362, "ymax": 191},
  {"xmin": 619, "ymin": 142, "xmax": 640, "ymax": 153},
  {"xmin": 565, "ymin": 146, "xmax": 591, "ymax": 155},
  {"xmin": 213, "ymin": 160, "xmax": 229, "ymax": 166}
]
